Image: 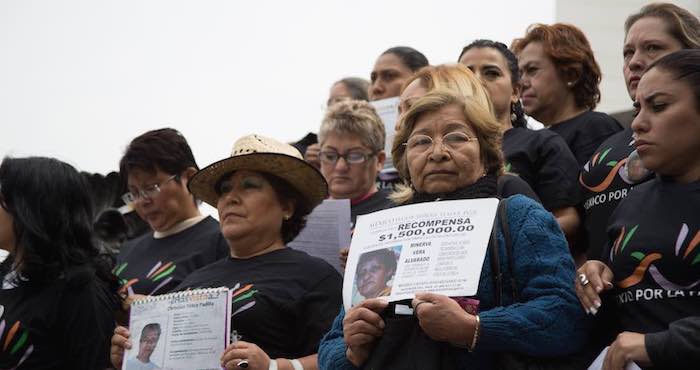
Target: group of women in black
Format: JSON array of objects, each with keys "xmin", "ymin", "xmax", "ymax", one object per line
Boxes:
[{"xmin": 0, "ymin": 2, "xmax": 698, "ymax": 370}]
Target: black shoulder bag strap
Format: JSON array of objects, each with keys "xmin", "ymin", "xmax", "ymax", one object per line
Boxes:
[
  {"xmin": 490, "ymin": 198, "xmax": 519, "ymax": 306},
  {"xmin": 489, "ymin": 200, "xmax": 503, "ymax": 306}
]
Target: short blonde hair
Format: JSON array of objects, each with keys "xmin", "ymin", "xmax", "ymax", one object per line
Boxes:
[
  {"xmin": 391, "ymin": 89, "xmax": 504, "ymax": 204},
  {"xmin": 319, "ymin": 100, "xmax": 385, "ymax": 152},
  {"xmin": 400, "ymin": 64, "xmax": 494, "ymax": 119}
]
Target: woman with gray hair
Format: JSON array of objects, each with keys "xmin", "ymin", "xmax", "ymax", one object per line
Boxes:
[
  {"xmin": 318, "ymin": 100, "xmax": 394, "ymax": 267},
  {"xmin": 319, "ymin": 99, "xmax": 394, "ymax": 227}
]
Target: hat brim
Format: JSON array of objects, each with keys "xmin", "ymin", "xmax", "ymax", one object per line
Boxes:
[{"xmin": 188, "ymin": 153, "xmax": 328, "ymax": 211}]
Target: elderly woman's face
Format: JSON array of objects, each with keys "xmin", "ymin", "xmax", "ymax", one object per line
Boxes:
[
  {"xmin": 631, "ymin": 68, "xmax": 700, "ymax": 181},
  {"xmin": 320, "ymin": 132, "xmax": 384, "ymax": 200},
  {"xmin": 406, "ymin": 104, "xmax": 485, "ymax": 194},
  {"xmin": 518, "ymin": 42, "xmax": 569, "ymax": 124},
  {"xmin": 216, "ymin": 170, "xmax": 291, "ymax": 243}
]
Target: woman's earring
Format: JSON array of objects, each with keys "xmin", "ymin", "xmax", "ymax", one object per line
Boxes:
[
  {"xmin": 283, "ymin": 214, "xmax": 291, "ymax": 221},
  {"xmin": 567, "ymin": 81, "xmax": 574, "ymax": 87},
  {"xmin": 510, "ymin": 102, "xmax": 517, "ymax": 123}
]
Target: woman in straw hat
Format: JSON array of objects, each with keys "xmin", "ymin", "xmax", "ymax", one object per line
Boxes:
[{"xmin": 111, "ymin": 134, "xmax": 342, "ymax": 370}]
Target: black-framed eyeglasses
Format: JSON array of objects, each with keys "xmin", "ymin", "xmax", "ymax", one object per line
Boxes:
[
  {"xmin": 121, "ymin": 174, "xmax": 180, "ymax": 205},
  {"xmin": 403, "ymin": 132, "xmax": 477, "ymax": 153},
  {"xmin": 319, "ymin": 151, "xmax": 377, "ymax": 165}
]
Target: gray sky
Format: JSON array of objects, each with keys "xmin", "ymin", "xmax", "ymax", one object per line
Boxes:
[{"xmin": 1, "ymin": 0, "xmax": 554, "ymax": 174}]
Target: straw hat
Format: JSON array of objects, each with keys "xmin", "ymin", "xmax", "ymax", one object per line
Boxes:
[{"xmin": 188, "ymin": 134, "xmax": 328, "ymax": 210}]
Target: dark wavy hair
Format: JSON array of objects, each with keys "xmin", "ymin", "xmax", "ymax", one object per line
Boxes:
[
  {"xmin": 0, "ymin": 157, "xmax": 118, "ymax": 290},
  {"xmin": 648, "ymin": 49, "xmax": 700, "ymax": 111},
  {"xmin": 512, "ymin": 23, "xmax": 602, "ymax": 110},
  {"xmin": 459, "ymin": 39, "xmax": 528, "ymax": 128},
  {"xmin": 382, "ymin": 46, "xmax": 430, "ymax": 72},
  {"xmin": 358, "ymin": 248, "xmax": 397, "ymax": 280}
]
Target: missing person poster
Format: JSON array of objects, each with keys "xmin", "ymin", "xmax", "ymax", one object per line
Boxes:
[
  {"xmin": 343, "ymin": 198, "xmax": 498, "ymax": 310},
  {"xmin": 124, "ymin": 287, "xmax": 231, "ymax": 370}
]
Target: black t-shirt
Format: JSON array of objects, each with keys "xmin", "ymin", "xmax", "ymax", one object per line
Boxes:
[
  {"xmin": 503, "ymin": 127, "xmax": 580, "ymax": 210},
  {"xmin": 351, "ymin": 189, "xmax": 394, "ymax": 228},
  {"xmin": 175, "ymin": 248, "xmax": 342, "ymax": 359},
  {"xmin": 605, "ymin": 177, "xmax": 700, "ymax": 334},
  {"xmin": 115, "ymin": 216, "xmax": 229, "ymax": 295},
  {"xmin": 497, "ymin": 173, "xmax": 541, "ymax": 204},
  {"xmin": 580, "ymin": 128, "xmax": 654, "ymax": 259},
  {"xmin": 548, "ymin": 111, "xmax": 623, "ymax": 166},
  {"xmin": 0, "ymin": 267, "xmax": 117, "ymax": 370}
]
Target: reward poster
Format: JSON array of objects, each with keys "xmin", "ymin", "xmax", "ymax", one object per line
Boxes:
[{"xmin": 343, "ymin": 198, "xmax": 499, "ymax": 310}]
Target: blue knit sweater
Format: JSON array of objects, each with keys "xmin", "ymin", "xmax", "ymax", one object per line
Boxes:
[{"xmin": 317, "ymin": 195, "xmax": 588, "ymax": 370}]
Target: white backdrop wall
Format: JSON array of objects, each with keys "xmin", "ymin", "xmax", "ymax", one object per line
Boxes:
[{"xmin": 1, "ymin": 0, "xmax": 555, "ymax": 174}]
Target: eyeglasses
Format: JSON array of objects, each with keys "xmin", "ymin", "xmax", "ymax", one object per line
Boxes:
[
  {"xmin": 403, "ymin": 132, "xmax": 477, "ymax": 153},
  {"xmin": 319, "ymin": 151, "xmax": 377, "ymax": 165},
  {"xmin": 122, "ymin": 174, "xmax": 179, "ymax": 205}
]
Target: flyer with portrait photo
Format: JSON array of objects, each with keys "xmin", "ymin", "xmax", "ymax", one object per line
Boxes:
[
  {"xmin": 343, "ymin": 198, "xmax": 499, "ymax": 310},
  {"xmin": 124, "ymin": 287, "xmax": 232, "ymax": 370}
]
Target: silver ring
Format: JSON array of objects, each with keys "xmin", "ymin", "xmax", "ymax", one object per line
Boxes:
[
  {"xmin": 579, "ymin": 273, "xmax": 589, "ymax": 286},
  {"xmin": 237, "ymin": 360, "xmax": 249, "ymax": 368}
]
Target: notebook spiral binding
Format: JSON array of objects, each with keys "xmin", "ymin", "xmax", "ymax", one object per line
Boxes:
[{"xmin": 131, "ymin": 286, "xmax": 229, "ymax": 305}]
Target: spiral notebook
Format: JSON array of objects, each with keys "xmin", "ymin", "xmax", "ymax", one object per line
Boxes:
[{"xmin": 123, "ymin": 287, "xmax": 232, "ymax": 370}]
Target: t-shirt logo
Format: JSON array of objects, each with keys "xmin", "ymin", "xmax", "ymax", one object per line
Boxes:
[
  {"xmin": 231, "ymin": 282, "xmax": 258, "ymax": 317},
  {"xmin": 114, "ymin": 261, "xmax": 179, "ymax": 296},
  {"xmin": 613, "ymin": 223, "xmax": 700, "ymax": 290},
  {"xmin": 580, "ymin": 147, "xmax": 628, "ymax": 193},
  {"xmin": 0, "ymin": 310, "xmax": 33, "ymax": 368}
]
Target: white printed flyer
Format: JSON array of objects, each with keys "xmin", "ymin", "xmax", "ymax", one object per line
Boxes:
[
  {"xmin": 288, "ymin": 198, "xmax": 352, "ymax": 273},
  {"xmin": 124, "ymin": 287, "xmax": 231, "ymax": 370},
  {"xmin": 343, "ymin": 198, "xmax": 499, "ymax": 310}
]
